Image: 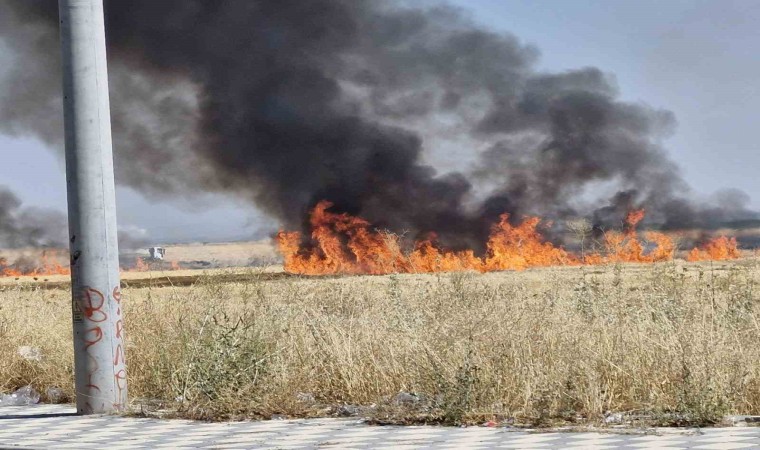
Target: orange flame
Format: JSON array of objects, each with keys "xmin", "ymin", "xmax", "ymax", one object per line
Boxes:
[
  {"xmin": 0, "ymin": 250, "xmax": 71, "ymax": 277},
  {"xmin": 277, "ymin": 201, "xmax": 411, "ymax": 274},
  {"xmin": 276, "ymin": 201, "xmax": 689, "ymax": 275},
  {"xmin": 0, "ymin": 257, "xmax": 22, "ymax": 277},
  {"xmin": 625, "ymin": 209, "xmax": 646, "ymax": 230},
  {"xmin": 586, "ymin": 208, "xmax": 674, "ymax": 264},
  {"xmin": 0, "ymin": 250, "xmax": 183, "ymax": 278},
  {"xmin": 34, "ymin": 250, "xmax": 71, "ymax": 276},
  {"xmin": 133, "ymin": 257, "xmax": 150, "ymax": 272},
  {"xmin": 686, "ymin": 236, "xmax": 740, "ymax": 262},
  {"xmin": 482, "ymin": 214, "xmax": 575, "ymax": 270}
]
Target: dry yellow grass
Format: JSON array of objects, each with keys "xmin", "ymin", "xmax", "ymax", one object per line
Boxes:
[
  {"xmin": 2, "ymin": 260, "xmax": 760, "ymax": 425},
  {"xmin": 158, "ymin": 240, "xmax": 279, "ymax": 267},
  {"xmin": 0, "ymin": 266, "xmax": 285, "ymax": 286}
]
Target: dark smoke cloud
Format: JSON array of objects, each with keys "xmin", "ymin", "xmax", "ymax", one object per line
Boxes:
[
  {"xmin": 0, "ymin": 186, "xmax": 67, "ymax": 248},
  {"xmin": 0, "ymin": 185, "xmax": 148, "ymax": 251},
  {"xmin": 0, "ymin": 0, "xmax": 756, "ymax": 249}
]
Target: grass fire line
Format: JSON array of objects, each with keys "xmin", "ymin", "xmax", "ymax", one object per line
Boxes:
[
  {"xmin": 0, "ymin": 205, "xmax": 740, "ymax": 278},
  {"xmin": 0, "ymin": 253, "xmax": 180, "ymax": 278},
  {"xmin": 277, "ymin": 201, "xmax": 740, "ymax": 275}
]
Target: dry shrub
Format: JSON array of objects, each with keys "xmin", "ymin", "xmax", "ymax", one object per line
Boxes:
[{"xmin": 1, "ymin": 261, "xmax": 759, "ymax": 425}]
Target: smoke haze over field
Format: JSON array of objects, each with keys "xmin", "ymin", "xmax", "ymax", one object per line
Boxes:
[
  {"xmin": 0, "ymin": 185, "xmax": 66, "ymax": 248},
  {"xmin": 0, "ymin": 185, "xmax": 147, "ymax": 251},
  {"xmin": 0, "ymin": 0, "xmax": 757, "ymax": 249}
]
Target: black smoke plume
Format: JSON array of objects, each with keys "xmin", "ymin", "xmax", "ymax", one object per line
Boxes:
[
  {"xmin": 0, "ymin": 0, "xmax": 756, "ymax": 250},
  {"xmin": 0, "ymin": 185, "xmax": 148, "ymax": 251},
  {"xmin": 0, "ymin": 186, "xmax": 66, "ymax": 248}
]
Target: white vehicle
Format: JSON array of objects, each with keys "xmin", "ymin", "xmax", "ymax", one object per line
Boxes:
[{"xmin": 148, "ymin": 247, "xmax": 166, "ymax": 261}]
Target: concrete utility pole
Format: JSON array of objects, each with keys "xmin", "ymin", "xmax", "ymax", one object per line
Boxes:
[{"xmin": 59, "ymin": 0, "xmax": 127, "ymax": 414}]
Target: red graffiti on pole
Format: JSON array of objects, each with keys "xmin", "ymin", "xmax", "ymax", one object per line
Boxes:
[
  {"xmin": 83, "ymin": 326, "xmax": 103, "ymax": 349},
  {"xmin": 85, "ymin": 352, "xmax": 101, "ymax": 393},
  {"xmin": 81, "ymin": 287, "xmax": 107, "ymax": 322},
  {"xmin": 112, "ymin": 285, "xmax": 127, "ymax": 408}
]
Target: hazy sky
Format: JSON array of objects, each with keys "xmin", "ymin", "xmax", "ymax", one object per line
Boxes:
[{"xmin": 1, "ymin": 0, "xmax": 758, "ymax": 243}]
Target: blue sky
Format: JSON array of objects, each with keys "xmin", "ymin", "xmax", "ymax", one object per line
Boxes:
[{"xmin": 1, "ymin": 0, "xmax": 759, "ymax": 242}]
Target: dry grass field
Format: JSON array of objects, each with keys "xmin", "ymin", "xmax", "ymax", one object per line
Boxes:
[
  {"xmin": 2, "ymin": 259, "xmax": 760, "ymax": 426},
  {"xmin": 154, "ymin": 240, "xmax": 280, "ymax": 267}
]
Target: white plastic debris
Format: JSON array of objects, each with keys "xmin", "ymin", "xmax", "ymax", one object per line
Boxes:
[
  {"xmin": 0, "ymin": 386, "xmax": 41, "ymax": 407},
  {"xmin": 296, "ymin": 392, "xmax": 315, "ymax": 404},
  {"xmin": 17, "ymin": 346, "xmax": 43, "ymax": 362},
  {"xmin": 392, "ymin": 392, "xmax": 420, "ymax": 406},
  {"xmin": 604, "ymin": 412, "xmax": 624, "ymax": 424}
]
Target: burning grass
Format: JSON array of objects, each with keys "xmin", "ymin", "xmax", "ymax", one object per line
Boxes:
[
  {"xmin": 0, "ymin": 252, "xmax": 182, "ymax": 278},
  {"xmin": 277, "ymin": 202, "xmax": 741, "ymax": 275},
  {"xmin": 0, "ymin": 239, "xmax": 279, "ymax": 279},
  {"xmin": 687, "ymin": 236, "xmax": 741, "ymax": 262},
  {"xmin": 0, "ymin": 250, "xmax": 70, "ymax": 277},
  {"xmin": 2, "ymin": 261, "xmax": 760, "ymax": 425},
  {"xmin": 0, "ymin": 207, "xmax": 742, "ymax": 279}
]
